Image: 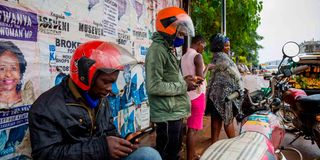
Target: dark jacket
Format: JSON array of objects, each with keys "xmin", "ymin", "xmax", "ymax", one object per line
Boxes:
[{"xmin": 29, "ymin": 77, "xmax": 119, "ymax": 160}]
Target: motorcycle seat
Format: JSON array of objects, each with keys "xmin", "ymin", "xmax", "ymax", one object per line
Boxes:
[{"xmin": 297, "ymin": 94, "xmax": 320, "ymax": 107}]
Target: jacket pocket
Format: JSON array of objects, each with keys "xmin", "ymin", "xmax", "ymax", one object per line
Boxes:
[
  {"xmin": 172, "ymin": 95, "xmax": 190, "ymax": 113},
  {"xmin": 65, "ymin": 118, "xmax": 91, "ymax": 141}
]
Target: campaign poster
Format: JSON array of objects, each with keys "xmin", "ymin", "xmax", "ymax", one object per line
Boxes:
[
  {"xmin": 103, "ymin": 0, "xmax": 118, "ymax": 37},
  {"xmin": 0, "ymin": 4, "xmax": 38, "ymax": 42},
  {"xmin": 116, "ymin": 29, "xmax": 132, "ymax": 56},
  {"xmin": 72, "ymin": 0, "xmax": 111, "ymax": 41},
  {"xmin": 108, "ymin": 63, "xmax": 148, "ymax": 136},
  {"xmin": 132, "ymin": 37, "xmax": 149, "ymax": 62},
  {"xmin": 0, "ymin": 39, "xmax": 39, "ymax": 159},
  {"xmin": 37, "ymin": 12, "xmax": 72, "ymax": 37},
  {"xmin": 38, "ymin": 35, "xmax": 82, "ymax": 93},
  {"xmin": 135, "ymin": 102, "xmax": 150, "ymax": 131},
  {"xmin": 119, "ymin": 106, "xmax": 135, "ymax": 138}
]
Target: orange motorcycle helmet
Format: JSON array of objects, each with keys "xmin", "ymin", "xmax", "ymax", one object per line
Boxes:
[
  {"xmin": 155, "ymin": 7, "xmax": 195, "ymax": 37},
  {"xmin": 70, "ymin": 40, "xmax": 136, "ymax": 91}
]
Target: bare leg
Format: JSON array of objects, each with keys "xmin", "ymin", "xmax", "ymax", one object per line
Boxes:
[
  {"xmin": 187, "ymin": 128, "xmax": 198, "ymax": 160},
  {"xmin": 211, "ymin": 116, "xmax": 222, "ymax": 144},
  {"xmin": 224, "ymin": 120, "xmax": 236, "ymax": 138}
]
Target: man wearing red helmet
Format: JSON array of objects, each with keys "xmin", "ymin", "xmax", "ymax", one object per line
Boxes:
[
  {"xmin": 28, "ymin": 41, "xmax": 162, "ymax": 160},
  {"xmin": 145, "ymin": 7, "xmax": 196, "ymax": 160}
]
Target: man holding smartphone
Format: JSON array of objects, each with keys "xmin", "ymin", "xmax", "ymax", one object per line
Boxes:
[
  {"xmin": 29, "ymin": 41, "xmax": 161, "ymax": 160},
  {"xmin": 181, "ymin": 35, "xmax": 208, "ymax": 160},
  {"xmin": 145, "ymin": 7, "xmax": 196, "ymax": 160}
]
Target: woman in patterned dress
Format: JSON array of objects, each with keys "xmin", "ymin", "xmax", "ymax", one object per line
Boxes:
[{"xmin": 206, "ymin": 34, "xmax": 244, "ymax": 144}]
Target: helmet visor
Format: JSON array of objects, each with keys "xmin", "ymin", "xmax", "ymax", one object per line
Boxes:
[
  {"xmin": 89, "ymin": 42, "xmax": 137, "ymax": 73},
  {"xmin": 174, "ymin": 14, "xmax": 195, "ymax": 37}
]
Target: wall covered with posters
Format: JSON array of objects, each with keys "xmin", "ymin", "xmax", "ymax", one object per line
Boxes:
[{"xmin": 0, "ymin": 0, "xmax": 182, "ymax": 159}]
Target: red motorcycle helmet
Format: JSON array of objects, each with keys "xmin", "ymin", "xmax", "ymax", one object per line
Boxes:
[{"xmin": 70, "ymin": 40, "xmax": 136, "ymax": 91}]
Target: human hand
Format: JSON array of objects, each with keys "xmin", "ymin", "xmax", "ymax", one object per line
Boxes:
[
  {"xmin": 106, "ymin": 136, "xmax": 135, "ymax": 159},
  {"xmin": 207, "ymin": 64, "xmax": 215, "ymax": 70},
  {"xmin": 125, "ymin": 131, "xmax": 141, "ymax": 149},
  {"xmin": 194, "ymin": 76, "xmax": 204, "ymax": 85},
  {"xmin": 184, "ymin": 75, "xmax": 196, "ymax": 91}
]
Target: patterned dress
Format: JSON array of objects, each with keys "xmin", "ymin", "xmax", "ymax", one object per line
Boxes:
[{"xmin": 207, "ymin": 52, "xmax": 244, "ymax": 125}]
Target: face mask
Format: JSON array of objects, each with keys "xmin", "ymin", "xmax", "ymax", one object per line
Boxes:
[{"xmin": 173, "ymin": 37, "xmax": 184, "ymax": 47}]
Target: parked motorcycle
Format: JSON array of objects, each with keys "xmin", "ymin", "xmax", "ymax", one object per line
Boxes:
[
  {"xmin": 200, "ymin": 42, "xmax": 304, "ymax": 160},
  {"xmin": 265, "ymin": 42, "xmax": 320, "ymax": 149}
]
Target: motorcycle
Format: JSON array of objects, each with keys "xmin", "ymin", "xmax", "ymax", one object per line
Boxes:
[
  {"xmin": 254, "ymin": 44, "xmax": 320, "ymax": 151},
  {"xmin": 200, "ymin": 42, "xmax": 304, "ymax": 160},
  {"xmin": 263, "ymin": 42, "xmax": 320, "ymax": 149}
]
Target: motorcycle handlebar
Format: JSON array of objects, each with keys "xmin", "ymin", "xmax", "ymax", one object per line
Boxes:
[
  {"xmin": 292, "ymin": 65, "xmax": 309, "ymax": 75},
  {"xmin": 225, "ymin": 91, "xmax": 240, "ymax": 102},
  {"xmin": 248, "ymin": 66, "xmax": 307, "ymax": 107},
  {"xmin": 227, "ymin": 65, "xmax": 308, "ymax": 107}
]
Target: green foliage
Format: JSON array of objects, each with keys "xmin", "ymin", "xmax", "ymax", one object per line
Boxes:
[
  {"xmin": 202, "ymin": 49, "xmax": 213, "ymax": 64},
  {"xmin": 238, "ymin": 56, "xmax": 247, "ymax": 64},
  {"xmin": 191, "ymin": 0, "xmax": 263, "ymax": 66}
]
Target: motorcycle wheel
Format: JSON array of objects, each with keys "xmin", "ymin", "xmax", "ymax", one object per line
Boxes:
[{"xmin": 276, "ymin": 108, "xmax": 296, "ymax": 131}]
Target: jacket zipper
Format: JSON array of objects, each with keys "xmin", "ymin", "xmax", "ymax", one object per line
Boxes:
[{"xmin": 93, "ymin": 101, "xmax": 103, "ymax": 130}]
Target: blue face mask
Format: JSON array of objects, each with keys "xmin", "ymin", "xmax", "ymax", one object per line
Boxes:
[{"xmin": 173, "ymin": 37, "xmax": 184, "ymax": 47}]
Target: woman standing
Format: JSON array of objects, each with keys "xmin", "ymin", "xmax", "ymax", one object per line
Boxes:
[{"xmin": 206, "ymin": 34, "xmax": 243, "ymax": 144}]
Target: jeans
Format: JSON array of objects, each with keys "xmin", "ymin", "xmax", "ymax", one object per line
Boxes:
[
  {"xmin": 155, "ymin": 119, "xmax": 183, "ymax": 160},
  {"xmin": 122, "ymin": 147, "xmax": 162, "ymax": 160}
]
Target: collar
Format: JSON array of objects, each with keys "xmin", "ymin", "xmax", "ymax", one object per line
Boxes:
[{"xmin": 68, "ymin": 78, "xmax": 84, "ymax": 101}]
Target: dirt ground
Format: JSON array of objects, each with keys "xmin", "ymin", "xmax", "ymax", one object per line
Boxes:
[{"xmin": 139, "ymin": 116, "xmax": 240, "ymax": 160}]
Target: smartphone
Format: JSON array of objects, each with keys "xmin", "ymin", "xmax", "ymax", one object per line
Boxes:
[
  {"xmin": 194, "ymin": 76, "xmax": 204, "ymax": 84},
  {"xmin": 126, "ymin": 127, "xmax": 154, "ymax": 144},
  {"xmin": 196, "ymin": 79, "xmax": 204, "ymax": 84}
]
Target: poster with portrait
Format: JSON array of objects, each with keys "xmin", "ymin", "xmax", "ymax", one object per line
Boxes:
[
  {"xmin": 0, "ymin": 39, "xmax": 39, "ymax": 160},
  {"xmin": 0, "ymin": 2, "xmax": 39, "ymax": 159}
]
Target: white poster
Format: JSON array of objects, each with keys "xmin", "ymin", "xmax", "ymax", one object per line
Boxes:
[{"xmin": 103, "ymin": 0, "xmax": 118, "ymax": 37}]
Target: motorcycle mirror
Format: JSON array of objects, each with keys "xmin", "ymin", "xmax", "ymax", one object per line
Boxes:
[
  {"xmin": 282, "ymin": 41, "xmax": 300, "ymax": 58},
  {"xmin": 292, "ymin": 56, "xmax": 300, "ymax": 63}
]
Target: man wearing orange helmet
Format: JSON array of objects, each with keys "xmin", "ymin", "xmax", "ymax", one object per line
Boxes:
[
  {"xmin": 145, "ymin": 7, "xmax": 196, "ymax": 160},
  {"xmin": 28, "ymin": 41, "xmax": 162, "ymax": 160}
]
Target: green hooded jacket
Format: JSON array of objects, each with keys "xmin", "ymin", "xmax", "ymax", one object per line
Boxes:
[{"xmin": 145, "ymin": 32, "xmax": 191, "ymax": 122}]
